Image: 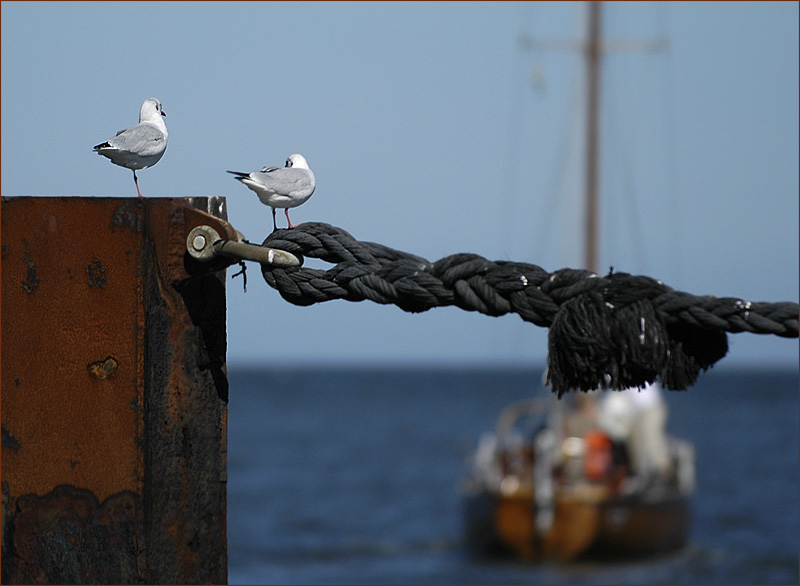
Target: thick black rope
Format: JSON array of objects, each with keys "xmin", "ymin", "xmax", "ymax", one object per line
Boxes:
[{"xmin": 259, "ymin": 223, "xmax": 798, "ymax": 395}]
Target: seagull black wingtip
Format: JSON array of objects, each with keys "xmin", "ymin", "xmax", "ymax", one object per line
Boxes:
[{"xmin": 226, "ymin": 170, "xmax": 249, "ymax": 179}]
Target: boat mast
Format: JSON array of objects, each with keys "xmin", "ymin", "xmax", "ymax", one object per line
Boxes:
[
  {"xmin": 520, "ymin": 1, "xmax": 667, "ymax": 273},
  {"xmin": 584, "ymin": 1, "xmax": 602, "ymax": 273}
]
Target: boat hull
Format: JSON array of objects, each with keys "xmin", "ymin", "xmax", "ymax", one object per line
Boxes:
[
  {"xmin": 464, "ymin": 487, "xmax": 691, "ymax": 561},
  {"xmin": 590, "ymin": 493, "xmax": 691, "ymax": 557}
]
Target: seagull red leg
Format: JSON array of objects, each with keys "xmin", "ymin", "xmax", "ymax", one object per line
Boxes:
[
  {"xmin": 133, "ymin": 170, "xmax": 143, "ymax": 198},
  {"xmin": 285, "ymin": 209, "xmax": 297, "ymax": 229}
]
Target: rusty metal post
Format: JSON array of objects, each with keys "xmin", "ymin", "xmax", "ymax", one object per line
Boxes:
[{"xmin": 1, "ymin": 197, "xmax": 235, "ymax": 584}]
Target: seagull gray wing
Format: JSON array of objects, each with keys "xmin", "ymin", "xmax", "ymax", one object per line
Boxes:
[
  {"xmin": 95, "ymin": 122, "xmax": 166, "ymax": 158},
  {"xmin": 248, "ymin": 167, "xmax": 315, "ymax": 197}
]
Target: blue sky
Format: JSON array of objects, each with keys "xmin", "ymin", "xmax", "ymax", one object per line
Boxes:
[{"xmin": 2, "ymin": 1, "xmax": 798, "ymax": 369}]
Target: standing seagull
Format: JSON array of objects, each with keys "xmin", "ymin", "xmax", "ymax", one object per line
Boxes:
[
  {"xmin": 228, "ymin": 154, "xmax": 316, "ymax": 231},
  {"xmin": 93, "ymin": 98, "xmax": 168, "ymax": 198}
]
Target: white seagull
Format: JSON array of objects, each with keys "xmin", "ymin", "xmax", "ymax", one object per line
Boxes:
[
  {"xmin": 93, "ymin": 98, "xmax": 168, "ymax": 198},
  {"xmin": 227, "ymin": 154, "xmax": 316, "ymax": 231}
]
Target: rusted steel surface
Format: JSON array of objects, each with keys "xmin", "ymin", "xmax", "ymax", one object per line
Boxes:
[{"xmin": 1, "ymin": 196, "xmax": 234, "ymax": 584}]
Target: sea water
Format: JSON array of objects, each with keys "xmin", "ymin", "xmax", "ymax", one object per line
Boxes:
[{"xmin": 227, "ymin": 366, "xmax": 798, "ymax": 584}]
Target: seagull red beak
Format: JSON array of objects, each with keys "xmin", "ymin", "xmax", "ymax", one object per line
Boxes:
[{"xmin": 161, "ymin": 110, "xmax": 166, "ymax": 117}]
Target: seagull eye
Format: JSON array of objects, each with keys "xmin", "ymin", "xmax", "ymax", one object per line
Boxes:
[{"xmin": 285, "ymin": 159, "xmax": 292, "ymax": 167}]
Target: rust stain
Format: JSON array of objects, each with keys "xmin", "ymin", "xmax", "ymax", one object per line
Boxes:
[
  {"xmin": 86, "ymin": 258, "xmax": 107, "ymax": 289},
  {"xmin": 1, "ymin": 485, "xmax": 141, "ymax": 585},
  {"xmin": 2, "ymin": 424, "xmax": 21, "ymax": 451},
  {"xmin": 21, "ymin": 239, "xmax": 40, "ymax": 293},
  {"xmin": 87, "ymin": 356, "xmax": 119, "ymax": 379},
  {"xmin": 110, "ymin": 199, "xmax": 143, "ymax": 233}
]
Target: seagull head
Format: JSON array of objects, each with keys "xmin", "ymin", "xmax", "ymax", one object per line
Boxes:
[
  {"xmin": 140, "ymin": 97, "xmax": 166, "ymax": 122},
  {"xmin": 286, "ymin": 153, "xmax": 310, "ymax": 170}
]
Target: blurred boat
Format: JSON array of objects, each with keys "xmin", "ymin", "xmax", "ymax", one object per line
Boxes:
[
  {"xmin": 461, "ymin": 2, "xmax": 694, "ymax": 561},
  {"xmin": 461, "ymin": 391, "xmax": 695, "ymax": 561}
]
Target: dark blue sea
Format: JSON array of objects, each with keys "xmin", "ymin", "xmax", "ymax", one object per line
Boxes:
[{"xmin": 227, "ymin": 365, "xmax": 799, "ymax": 585}]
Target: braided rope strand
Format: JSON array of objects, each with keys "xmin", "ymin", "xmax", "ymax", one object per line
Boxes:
[{"xmin": 259, "ymin": 223, "xmax": 798, "ymax": 394}]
